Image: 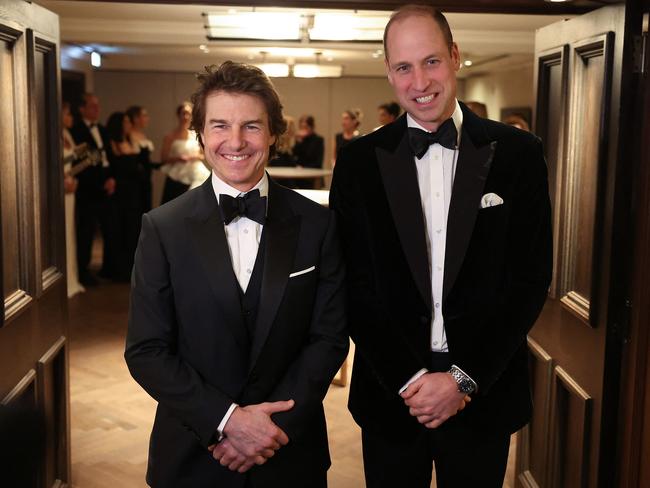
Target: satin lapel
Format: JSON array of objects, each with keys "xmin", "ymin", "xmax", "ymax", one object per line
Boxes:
[
  {"xmin": 185, "ymin": 180, "xmax": 249, "ymax": 351},
  {"xmin": 443, "ymin": 130, "xmax": 496, "ymax": 301},
  {"xmin": 377, "ymin": 130, "xmax": 432, "ymax": 311},
  {"xmin": 248, "ymin": 179, "xmax": 299, "ymax": 372}
]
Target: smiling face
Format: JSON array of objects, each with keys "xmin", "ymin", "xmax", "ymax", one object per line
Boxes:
[
  {"xmin": 201, "ymin": 91, "xmax": 275, "ymax": 192},
  {"xmin": 385, "ymin": 14, "xmax": 460, "ymax": 131}
]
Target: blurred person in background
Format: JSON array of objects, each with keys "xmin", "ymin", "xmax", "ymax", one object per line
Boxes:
[
  {"xmin": 160, "ymin": 102, "xmax": 209, "ymax": 204},
  {"xmin": 504, "ymin": 113, "xmax": 531, "ymax": 132},
  {"xmin": 106, "ymin": 112, "xmax": 148, "ymax": 281},
  {"xmin": 376, "ymin": 101, "xmax": 401, "ymax": 129},
  {"xmin": 61, "ymin": 101, "xmax": 86, "ymax": 297},
  {"xmin": 333, "ymin": 108, "xmax": 363, "ymax": 165},
  {"xmin": 293, "ymin": 114, "xmax": 324, "ymax": 169},
  {"xmin": 127, "ymin": 105, "xmax": 156, "ymax": 212},
  {"xmin": 70, "ymin": 93, "xmax": 115, "ymax": 286},
  {"xmin": 269, "ymin": 115, "xmax": 297, "ymax": 167},
  {"xmin": 464, "ymin": 100, "xmax": 488, "ymax": 119}
]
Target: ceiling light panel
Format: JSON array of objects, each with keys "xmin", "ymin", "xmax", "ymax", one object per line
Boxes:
[
  {"xmin": 205, "ymin": 12, "xmax": 301, "ymax": 40},
  {"xmin": 293, "ymin": 64, "xmax": 342, "ymax": 78},
  {"xmin": 309, "ymin": 13, "xmax": 389, "ymax": 41}
]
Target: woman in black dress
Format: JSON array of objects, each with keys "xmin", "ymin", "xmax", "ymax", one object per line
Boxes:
[{"xmin": 105, "ymin": 112, "xmax": 147, "ymax": 281}]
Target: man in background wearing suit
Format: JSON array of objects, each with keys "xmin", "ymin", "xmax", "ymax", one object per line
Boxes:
[
  {"xmin": 70, "ymin": 93, "xmax": 115, "ymax": 286},
  {"xmin": 330, "ymin": 5, "xmax": 552, "ymax": 488},
  {"xmin": 125, "ymin": 61, "xmax": 348, "ymax": 488}
]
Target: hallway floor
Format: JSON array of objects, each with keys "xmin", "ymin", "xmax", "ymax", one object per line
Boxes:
[{"xmin": 67, "ymin": 281, "xmax": 516, "ymax": 487}]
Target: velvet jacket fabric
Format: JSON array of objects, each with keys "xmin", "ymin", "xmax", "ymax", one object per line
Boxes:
[
  {"xmin": 330, "ymin": 102, "xmax": 552, "ymax": 441},
  {"xmin": 125, "ymin": 175, "xmax": 348, "ymax": 487}
]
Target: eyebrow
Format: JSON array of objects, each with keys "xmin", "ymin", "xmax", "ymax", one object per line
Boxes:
[
  {"xmin": 207, "ymin": 118, "xmax": 264, "ymax": 125},
  {"xmin": 390, "ymin": 52, "xmax": 440, "ymax": 68}
]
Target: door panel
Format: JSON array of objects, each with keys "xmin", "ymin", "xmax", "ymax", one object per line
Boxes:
[
  {"xmin": 517, "ymin": 5, "xmax": 625, "ymax": 487},
  {"xmin": 0, "ymin": 2, "xmax": 68, "ymax": 487}
]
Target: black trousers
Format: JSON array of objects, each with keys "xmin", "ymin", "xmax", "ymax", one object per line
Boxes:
[
  {"xmin": 362, "ymin": 427, "xmax": 510, "ymax": 488},
  {"xmin": 362, "ymin": 352, "xmax": 511, "ymax": 488},
  {"xmin": 75, "ymin": 196, "xmax": 112, "ymax": 280}
]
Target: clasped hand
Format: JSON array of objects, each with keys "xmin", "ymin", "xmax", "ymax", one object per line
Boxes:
[
  {"xmin": 208, "ymin": 399, "xmax": 294, "ymax": 473},
  {"xmin": 401, "ymin": 372, "xmax": 471, "ymax": 429}
]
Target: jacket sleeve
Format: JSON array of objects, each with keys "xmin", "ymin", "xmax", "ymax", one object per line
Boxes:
[{"xmin": 124, "ymin": 213, "xmax": 233, "ymax": 447}]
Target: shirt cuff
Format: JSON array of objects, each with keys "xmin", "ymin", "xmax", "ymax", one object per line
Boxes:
[
  {"xmin": 216, "ymin": 403, "xmax": 238, "ymax": 441},
  {"xmin": 398, "ymin": 368, "xmax": 429, "ymax": 394}
]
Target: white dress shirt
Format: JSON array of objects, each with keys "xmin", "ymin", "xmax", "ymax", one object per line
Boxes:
[
  {"xmin": 399, "ymin": 100, "xmax": 464, "ymax": 392},
  {"xmin": 210, "ymin": 170, "xmax": 269, "ymax": 438}
]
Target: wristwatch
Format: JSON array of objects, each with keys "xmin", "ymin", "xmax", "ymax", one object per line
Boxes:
[{"xmin": 448, "ymin": 364, "xmax": 477, "ymax": 395}]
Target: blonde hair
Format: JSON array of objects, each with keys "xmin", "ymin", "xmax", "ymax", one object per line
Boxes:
[{"xmin": 276, "ymin": 116, "xmax": 296, "ymax": 154}]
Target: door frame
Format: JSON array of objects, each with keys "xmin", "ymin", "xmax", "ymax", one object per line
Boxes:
[{"xmin": 615, "ymin": 1, "xmax": 650, "ymax": 486}]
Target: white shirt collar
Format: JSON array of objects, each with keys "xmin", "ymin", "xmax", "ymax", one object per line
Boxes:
[
  {"xmin": 83, "ymin": 118, "xmax": 97, "ymax": 128},
  {"xmin": 406, "ymin": 99, "xmax": 463, "ymax": 146},
  {"xmin": 211, "ymin": 171, "xmax": 269, "ymax": 204}
]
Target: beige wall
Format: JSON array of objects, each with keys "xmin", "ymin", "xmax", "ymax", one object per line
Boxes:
[
  {"xmin": 93, "ymin": 70, "xmax": 396, "ymax": 204},
  {"xmin": 462, "ymin": 65, "xmax": 534, "ymax": 123}
]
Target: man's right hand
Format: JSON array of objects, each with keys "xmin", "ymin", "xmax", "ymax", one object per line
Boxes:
[{"xmin": 222, "ymin": 400, "xmax": 294, "ymax": 460}]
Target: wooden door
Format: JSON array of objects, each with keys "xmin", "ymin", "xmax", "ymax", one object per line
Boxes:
[
  {"xmin": 516, "ymin": 4, "xmax": 626, "ymax": 488},
  {"xmin": 0, "ymin": 1, "xmax": 69, "ymax": 487}
]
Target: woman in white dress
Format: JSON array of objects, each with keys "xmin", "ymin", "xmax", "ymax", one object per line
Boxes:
[
  {"xmin": 159, "ymin": 102, "xmax": 209, "ymax": 204},
  {"xmin": 61, "ymin": 102, "xmax": 85, "ymax": 298}
]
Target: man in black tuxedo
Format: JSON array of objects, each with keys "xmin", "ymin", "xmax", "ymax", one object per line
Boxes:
[
  {"xmin": 330, "ymin": 5, "xmax": 552, "ymax": 488},
  {"xmin": 125, "ymin": 61, "xmax": 348, "ymax": 488},
  {"xmin": 69, "ymin": 93, "xmax": 115, "ymax": 285}
]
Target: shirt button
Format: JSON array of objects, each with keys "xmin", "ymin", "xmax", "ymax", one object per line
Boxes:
[
  {"xmin": 436, "ymin": 192, "xmax": 440, "ymax": 198},
  {"xmin": 434, "ymin": 155, "xmax": 439, "ymax": 160},
  {"xmin": 246, "ymin": 269, "xmax": 252, "ymax": 274},
  {"xmin": 436, "ymin": 229, "xmax": 442, "ymax": 234},
  {"xmin": 433, "ymin": 341, "xmax": 439, "ymax": 346},
  {"xmin": 437, "ymin": 266, "xmax": 442, "ymax": 271},
  {"xmin": 243, "ymin": 229, "xmax": 249, "ymax": 234},
  {"xmin": 435, "ymin": 303, "xmax": 440, "ymax": 308}
]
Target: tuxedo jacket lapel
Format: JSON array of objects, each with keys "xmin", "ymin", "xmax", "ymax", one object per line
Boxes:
[
  {"xmin": 185, "ymin": 179, "xmax": 250, "ymax": 351},
  {"xmin": 377, "ymin": 119, "xmax": 432, "ymax": 311},
  {"xmin": 249, "ymin": 177, "xmax": 300, "ymax": 371},
  {"xmin": 444, "ymin": 106, "xmax": 496, "ymax": 301}
]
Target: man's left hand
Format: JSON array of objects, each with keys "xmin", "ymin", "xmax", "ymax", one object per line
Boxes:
[
  {"xmin": 209, "ymin": 439, "xmax": 268, "ymax": 473},
  {"xmin": 400, "ymin": 372, "xmax": 470, "ymax": 429}
]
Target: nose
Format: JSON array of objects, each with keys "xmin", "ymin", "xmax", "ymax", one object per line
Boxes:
[
  {"xmin": 229, "ymin": 127, "xmax": 245, "ymax": 150},
  {"xmin": 412, "ymin": 66, "xmax": 429, "ymax": 92}
]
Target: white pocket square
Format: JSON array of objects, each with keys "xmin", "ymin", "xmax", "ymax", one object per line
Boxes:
[
  {"xmin": 479, "ymin": 193, "xmax": 504, "ymax": 209},
  {"xmin": 289, "ymin": 266, "xmax": 316, "ymax": 278}
]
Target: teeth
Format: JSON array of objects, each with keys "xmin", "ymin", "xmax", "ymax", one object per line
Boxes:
[
  {"xmin": 416, "ymin": 94, "xmax": 434, "ymax": 103},
  {"xmin": 223, "ymin": 154, "xmax": 249, "ymax": 161}
]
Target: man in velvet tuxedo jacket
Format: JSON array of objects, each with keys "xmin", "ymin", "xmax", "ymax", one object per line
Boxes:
[
  {"xmin": 330, "ymin": 6, "xmax": 552, "ymax": 488},
  {"xmin": 125, "ymin": 62, "xmax": 348, "ymax": 488},
  {"xmin": 69, "ymin": 93, "xmax": 116, "ymax": 286}
]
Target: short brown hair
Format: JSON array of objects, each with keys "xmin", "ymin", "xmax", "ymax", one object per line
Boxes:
[
  {"xmin": 190, "ymin": 61, "xmax": 287, "ymax": 157},
  {"xmin": 383, "ymin": 5, "xmax": 454, "ymax": 60}
]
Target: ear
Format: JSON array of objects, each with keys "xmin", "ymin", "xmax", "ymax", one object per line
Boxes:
[
  {"xmin": 451, "ymin": 42, "xmax": 461, "ymax": 72},
  {"xmin": 269, "ymin": 134, "xmax": 276, "ymax": 146}
]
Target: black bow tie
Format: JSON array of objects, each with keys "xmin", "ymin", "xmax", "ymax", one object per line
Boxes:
[
  {"xmin": 219, "ymin": 189, "xmax": 267, "ymax": 225},
  {"xmin": 408, "ymin": 118, "xmax": 458, "ymax": 158}
]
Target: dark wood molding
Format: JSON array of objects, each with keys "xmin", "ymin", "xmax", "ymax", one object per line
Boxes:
[
  {"xmin": 615, "ymin": 1, "xmax": 650, "ymax": 486},
  {"xmin": 59, "ymin": 0, "xmax": 614, "ymax": 15},
  {"xmin": 1, "ymin": 369, "xmax": 37, "ymax": 405}
]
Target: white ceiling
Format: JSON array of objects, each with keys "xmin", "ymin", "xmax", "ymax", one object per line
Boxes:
[{"xmin": 36, "ymin": 1, "xmax": 572, "ymax": 78}]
